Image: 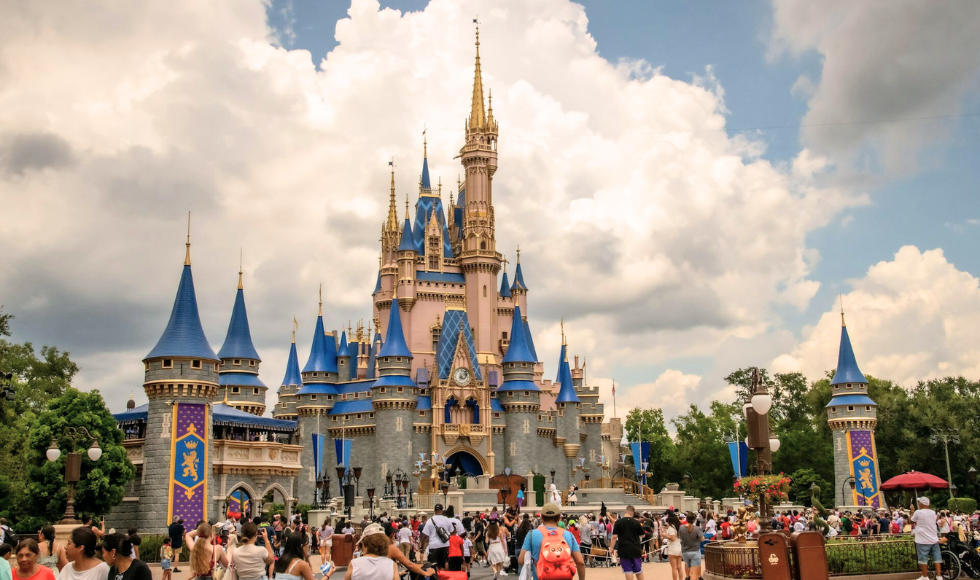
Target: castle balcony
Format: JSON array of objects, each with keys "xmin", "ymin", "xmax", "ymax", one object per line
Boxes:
[
  {"xmin": 441, "ymin": 423, "xmax": 485, "ymax": 445},
  {"xmin": 123, "ymin": 439, "xmax": 145, "ymax": 466},
  {"xmin": 212, "ymin": 440, "xmax": 303, "ymax": 477}
]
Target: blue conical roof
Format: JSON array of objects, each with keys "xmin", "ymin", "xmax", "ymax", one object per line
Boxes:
[
  {"xmin": 555, "ymin": 346, "xmax": 579, "ymax": 403},
  {"xmin": 555, "ymin": 344, "xmax": 566, "ymax": 383},
  {"xmin": 421, "ymin": 155, "xmax": 431, "ymax": 190},
  {"xmin": 281, "ymin": 341, "xmax": 303, "ymax": 387},
  {"xmin": 502, "ymin": 306, "xmax": 534, "ymax": 364},
  {"xmin": 338, "ymin": 331, "xmax": 350, "ymax": 358},
  {"xmin": 217, "ymin": 288, "xmax": 260, "ymax": 360},
  {"xmin": 145, "ymin": 265, "xmax": 217, "ymax": 361},
  {"xmin": 398, "ymin": 218, "xmax": 415, "ymax": 252},
  {"xmin": 379, "ymin": 298, "xmax": 413, "ymax": 358},
  {"xmin": 830, "ymin": 323, "xmax": 867, "ymax": 385},
  {"xmin": 523, "ymin": 318, "xmax": 538, "ymax": 362},
  {"xmin": 303, "ymin": 314, "xmax": 338, "ymax": 373},
  {"xmin": 499, "ymin": 272, "xmax": 512, "ymax": 298},
  {"xmin": 512, "ymin": 262, "xmax": 528, "ymax": 291}
]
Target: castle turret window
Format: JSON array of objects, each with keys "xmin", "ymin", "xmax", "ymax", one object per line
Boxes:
[
  {"xmin": 233, "ymin": 359, "xmax": 241, "ymax": 366},
  {"xmin": 191, "ymin": 360, "xmax": 201, "ymax": 369},
  {"xmin": 847, "ymin": 406, "xmax": 854, "ymax": 411},
  {"xmin": 162, "ymin": 359, "xmax": 173, "ymax": 369}
]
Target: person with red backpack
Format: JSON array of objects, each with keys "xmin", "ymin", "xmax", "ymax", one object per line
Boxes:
[{"xmin": 519, "ymin": 503, "xmax": 585, "ymax": 580}]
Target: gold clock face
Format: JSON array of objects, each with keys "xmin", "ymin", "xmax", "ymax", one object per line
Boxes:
[{"xmin": 453, "ymin": 367, "xmax": 471, "ymax": 386}]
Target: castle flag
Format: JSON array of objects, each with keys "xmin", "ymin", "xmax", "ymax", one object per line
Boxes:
[{"xmin": 167, "ymin": 403, "xmax": 209, "ymax": 525}]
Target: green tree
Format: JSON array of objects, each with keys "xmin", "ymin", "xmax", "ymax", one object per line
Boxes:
[
  {"xmin": 787, "ymin": 468, "xmax": 832, "ymax": 507},
  {"xmin": 624, "ymin": 408, "xmax": 675, "ymax": 491},
  {"xmin": 671, "ymin": 401, "xmax": 742, "ymax": 500},
  {"xmin": 25, "ymin": 388, "xmax": 135, "ymax": 522}
]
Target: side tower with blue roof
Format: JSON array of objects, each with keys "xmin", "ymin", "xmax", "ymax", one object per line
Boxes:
[
  {"xmin": 372, "ymin": 298, "xmax": 417, "ymax": 485},
  {"xmin": 554, "ymin": 336, "xmax": 582, "ymax": 473},
  {"xmin": 497, "ymin": 306, "xmax": 540, "ymax": 475},
  {"xmin": 827, "ymin": 312, "xmax": 885, "ymax": 509},
  {"xmin": 273, "ymin": 320, "xmax": 304, "ymax": 420},
  {"xmin": 217, "ymin": 266, "xmax": 267, "ymax": 416},
  {"xmin": 141, "ymin": 229, "xmax": 220, "ymax": 531}
]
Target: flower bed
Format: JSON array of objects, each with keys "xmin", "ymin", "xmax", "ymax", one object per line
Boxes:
[{"xmin": 733, "ymin": 474, "xmax": 791, "ymax": 505}]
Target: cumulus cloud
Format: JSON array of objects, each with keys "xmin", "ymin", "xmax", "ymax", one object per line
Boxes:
[
  {"xmin": 595, "ymin": 369, "xmax": 704, "ymax": 426},
  {"xmin": 773, "ymin": 246, "xmax": 980, "ymax": 386},
  {"xmin": 769, "ymin": 0, "xmax": 980, "ymax": 173},
  {"xmin": 0, "ymin": 0, "xmax": 859, "ymax": 413}
]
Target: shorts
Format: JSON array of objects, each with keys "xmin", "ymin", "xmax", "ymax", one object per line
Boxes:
[
  {"xmin": 620, "ymin": 557, "xmax": 643, "ymax": 573},
  {"xmin": 580, "ymin": 544, "xmax": 591, "ymax": 556},
  {"xmin": 448, "ymin": 556, "xmax": 464, "ymax": 571},
  {"xmin": 682, "ymin": 551, "xmax": 702, "ymax": 568},
  {"xmin": 428, "ymin": 546, "xmax": 449, "ymax": 569},
  {"xmin": 464, "ymin": 556, "xmax": 472, "ymax": 564},
  {"xmin": 161, "ymin": 560, "xmax": 172, "ymax": 570},
  {"xmin": 916, "ymin": 543, "xmax": 941, "ymax": 565}
]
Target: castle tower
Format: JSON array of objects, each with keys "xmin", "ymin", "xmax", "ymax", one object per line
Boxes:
[
  {"xmin": 372, "ymin": 298, "xmax": 416, "ymax": 483},
  {"xmin": 273, "ymin": 322, "xmax": 303, "ymax": 420},
  {"xmin": 141, "ymin": 230, "xmax": 219, "ymax": 530},
  {"xmin": 301, "ymin": 289, "xmax": 338, "ymax": 384},
  {"xmin": 511, "ymin": 253, "xmax": 529, "ymax": 315},
  {"xmin": 337, "ymin": 331, "xmax": 352, "ymax": 382},
  {"xmin": 827, "ymin": 314, "xmax": 885, "ymax": 509},
  {"xmin": 216, "ymin": 265, "xmax": 266, "ymax": 416},
  {"xmin": 554, "ymin": 339, "xmax": 581, "ymax": 487},
  {"xmin": 573, "ymin": 355, "xmax": 605, "ymax": 473},
  {"xmin": 459, "ymin": 24, "xmax": 502, "ymax": 362},
  {"xmin": 498, "ymin": 306, "xmax": 540, "ymax": 476}
]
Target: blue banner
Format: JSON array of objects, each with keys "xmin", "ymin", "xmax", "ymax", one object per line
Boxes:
[
  {"xmin": 630, "ymin": 442, "xmax": 651, "ymax": 484},
  {"xmin": 728, "ymin": 441, "xmax": 748, "ymax": 478},
  {"xmin": 334, "ymin": 438, "xmax": 352, "ymax": 472}
]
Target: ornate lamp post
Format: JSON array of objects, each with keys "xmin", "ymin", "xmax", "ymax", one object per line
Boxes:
[
  {"xmin": 352, "ymin": 466, "xmax": 363, "ymax": 498},
  {"xmin": 335, "ymin": 465, "xmax": 347, "ymax": 500},
  {"xmin": 384, "ymin": 471, "xmax": 394, "ymax": 500},
  {"xmin": 930, "ymin": 428, "xmax": 960, "ymax": 500},
  {"xmin": 46, "ymin": 427, "xmax": 103, "ymax": 524},
  {"xmin": 367, "ymin": 487, "xmax": 376, "ymax": 520},
  {"xmin": 499, "ymin": 484, "xmax": 511, "ymax": 511},
  {"xmin": 744, "ymin": 368, "xmax": 776, "ymax": 532},
  {"xmin": 549, "ymin": 468, "xmax": 556, "ymax": 485}
]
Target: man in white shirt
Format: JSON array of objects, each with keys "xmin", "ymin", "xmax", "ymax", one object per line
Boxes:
[
  {"xmin": 421, "ymin": 503, "xmax": 454, "ymax": 570},
  {"xmin": 397, "ymin": 524, "xmax": 413, "ymax": 557},
  {"xmin": 910, "ymin": 497, "xmax": 941, "ymax": 580}
]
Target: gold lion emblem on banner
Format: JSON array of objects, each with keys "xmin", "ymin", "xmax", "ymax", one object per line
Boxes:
[{"xmin": 182, "ymin": 449, "xmax": 200, "ymax": 481}]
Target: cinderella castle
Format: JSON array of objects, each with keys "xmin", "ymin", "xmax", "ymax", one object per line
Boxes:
[{"xmin": 110, "ymin": 28, "xmax": 612, "ymax": 531}]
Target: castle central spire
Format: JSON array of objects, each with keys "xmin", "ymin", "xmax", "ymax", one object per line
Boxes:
[{"xmin": 469, "ymin": 22, "xmax": 486, "ymax": 131}]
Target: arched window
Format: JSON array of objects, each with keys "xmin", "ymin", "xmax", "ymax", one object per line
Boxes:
[
  {"xmin": 445, "ymin": 396, "xmax": 459, "ymax": 424},
  {"xmin": 465, "ymin": 398, "xmax": 480, "ymax": 424},
  {"xmin": 483, "ymin": 285, "xmax": 487, "ymax": 297},
  {"xmin": 480, "ymin": 240, "xmax": 487, "ymax": 250}
]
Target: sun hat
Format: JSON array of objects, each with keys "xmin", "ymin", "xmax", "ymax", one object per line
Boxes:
[
  {"xmin": 361, "ymin": 523, "xmax": 385, "ymax": 538},
  {"xmin": 917, "ymin": 497, "xmax": 930, "ymax": 506}
]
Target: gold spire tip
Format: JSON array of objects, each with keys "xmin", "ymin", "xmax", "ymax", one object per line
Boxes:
[
  {"xmin": 318, "ymin": 284, "xmax": 323, "ymax": 316},
  {"xmin": 516, "ymin": 245, "xmax": 521, "ymax": 263},
  {"xmin": 423, "ymin": 126, "xmax": 427, "ymax": 158},
  {"xmin": 184, "ymin": 211, "xmax": 192, "ymax": 266},
  {"xmin": 292, "ymin": 315, "xmax": 298, "ymax": 343},
  {"xmin": 839, "ymin": 293, "xmax": 845, "ymax": 327},
  {"xmin": 237, "ymin": 248, "xmax": 244, "ymax": 289}
]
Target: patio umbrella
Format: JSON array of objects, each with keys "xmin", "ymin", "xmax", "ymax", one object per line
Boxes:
[{"xmin": 880, "ymin": 470, "xmax": 949, "ymax": 491}]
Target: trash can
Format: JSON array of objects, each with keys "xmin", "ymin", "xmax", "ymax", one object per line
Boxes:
[
  {"xmin": 331, "ymin": 533, "xmax": 355, "ymax": 567},
  {"xmin": 758, "ymin": 532, "xmax": 792, "ymax": 580},
  {"xmin": 791, "ymin": 531, "xmax": 829, "ymax": 580}
]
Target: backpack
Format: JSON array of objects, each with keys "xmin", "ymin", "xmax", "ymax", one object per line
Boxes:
[
  {"xmin": 890, "ymin": 521, "xmax": 900, "ymax": 534},
  {"xmin": 534, "ymin": 526, "xmax": 575, "ymax": 580}
]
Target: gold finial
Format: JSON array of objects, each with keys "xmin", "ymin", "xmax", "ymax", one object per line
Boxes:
[
  {"xmin": 386, "ymin": 159, "xmax": 397, "ymax": 231},
  {"xmin": 469, "ymin": 17, "xmax": 486, "ymax": 130},
  {"xmin": 184, "ymin": 211, "xmax": 192, "ymax": 266},
  {"xmin": 840, "ymin": 293, "xmax": 845, "ymax": 327},
  {"xmin": 501, "ymin": 256, "xmax": 508, "ymax": 274},
  {"xmin": 238, "ymin": 248, "xmax": 244, "ymax": 290},
  {"xmin": 405, "ymin": 194, "xmax": 410, "ymax": 220},
  {"xmin": 423, "ymin": 127, "xmax": 427, "ymax": 158},
  {"xmin": 516, "ymin": 245, "xmax": 521, "ymax": 263},
  {"xmin": 438, "ymin": 176, "xmax": 442, "ymax": 197},
  {"xmin": 292, "ymin": 315, "xmax": 298, "ymax": 343},
  {"xmin": 318, "ymin": 284, "xmax": 323, "ymax": 317},
  {"xmin": 561, "ymin": 318, "xmax": 566, "ymax": 345}
]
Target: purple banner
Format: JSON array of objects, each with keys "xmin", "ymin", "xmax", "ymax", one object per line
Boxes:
[
  {"xmin": 168, "ymin": 403, "xmax": 209, "ymax": 525},
  {"xmin": 847, "ymin": 430, "xmax": 882, "ymax": 509}
]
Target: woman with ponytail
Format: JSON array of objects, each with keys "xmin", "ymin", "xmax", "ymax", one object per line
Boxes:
[
  {"xmin": 56, "ymin": 528, "xmax": 108, "ymax": 580},
  {"xmin": 37, "ymin": 527, "xmax": 64, "ymax": 573},
  {"xmin": 185, "ymin": 523, "xmax": 229, "ymax": 580},
  {"xmin": 101, "ymin": 533, "xmax": 150, "ymax": 580}
]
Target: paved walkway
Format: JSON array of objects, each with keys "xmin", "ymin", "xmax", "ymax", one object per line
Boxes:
[{"xmin": 149, "ymin": 554, "xmax": 676, "ymax": 580}]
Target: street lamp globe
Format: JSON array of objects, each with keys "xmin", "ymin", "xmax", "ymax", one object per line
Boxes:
[
  {"xmin": 751, "ymin": 393, "xmax": 773, "ymax": 416},
  {"xmin": 87, "ymin": 441, "xmax": 103, "ymax": 462},
  {"xmin": 769, "ymin": 435, "xmax": 781, "ymax": 453},
  {"xmin": 46, "ymin": 441, "xmax": 61, "ymax": 463}
]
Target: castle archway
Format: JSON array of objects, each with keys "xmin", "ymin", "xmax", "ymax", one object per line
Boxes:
[{"xmin": 445, "ymin": 450, "xmax": 484, "ymax": 477}]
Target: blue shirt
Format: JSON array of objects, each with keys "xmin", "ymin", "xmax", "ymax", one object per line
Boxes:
[{"xmin": 521, "ymin": 526, "xmax": 580, "ymax": 580}]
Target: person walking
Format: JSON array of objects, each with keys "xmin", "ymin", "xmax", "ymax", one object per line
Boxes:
[
  {"xmin": 13, "ymin": 540, "xmax": 56, "ymax": 580},
  {"xmin": 609, "ymin": 506, "xmax": 645, "ymax": 580},
  {"xmin": 168, "ymin": 518, "xmax": 185, "ymax": 574},
  {"xmin": 485, "ymin": 523, "xmax": 509, "ymax": 580},
  {"xmin": 231, "ymin": 523, "xmax": 274, "ymax": 580},
  {"xmin": 518, "ymin": 504, "xmax": 584, "ymax": 580},
  {"xmin": 419, "ymin": 504, "xmax": 454, "ymax": 571},
  {"xmin": 101, "ymin": 533, "xmax": 151, "ymax": 580},
  {"xmin": 910, "ymin": 498, "xmax": 941, "ymax": 580},
  {"xmin": 185, "ymin": 523, "xmax": 230, "ymax": 580},
  {"xmin": 662, "ymin": 513, "xmax": 683, "ymax": 580},
  {"xmin": 273, "ymin": 533, "xmax": 317, "ymax": 580},
  {"xmin": 678, "ymin": 512, "xmax": 704, "ymax": 580},
  {"xmin": 319, "ymin": 523, "xmax": 334, "ymax": 563}
]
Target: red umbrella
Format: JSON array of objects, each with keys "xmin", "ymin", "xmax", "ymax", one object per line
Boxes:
[{"xmin": 880, "ymin": 471, "xmax": 949, "ymax": 491}]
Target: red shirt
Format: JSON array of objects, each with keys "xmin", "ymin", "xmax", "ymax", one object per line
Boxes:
[
  {"xmin": 448, "ymin": 534, "xmax": 464, "ymax": 558},
  {"xmin": 18, "ymin": 567, "xmax": 56, "ymax": 580}
]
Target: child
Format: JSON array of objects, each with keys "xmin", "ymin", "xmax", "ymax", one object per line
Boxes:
[
  {"xmin": 463, "ymin": 532, "xmax": 474, "ymax": 578},
  {"xmin": 447, "ymin": 529, "xmax": 465, "ymax": 571},
  {"xmin": 160, "ymin": 537, "xmax": 174, "ymax": 580}
]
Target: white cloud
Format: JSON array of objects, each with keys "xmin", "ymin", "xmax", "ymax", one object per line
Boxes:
[
  {"xmin": 773, "ymin": 246, "xmax": 980, "ymax": 386},
  {"xmin": 0, "ymin": 0, "xmax": 862, "ymax": 414},
  {"xmin": 596, "ymin": 369, "xmax": 704, "ymax": 425},
  {"xmin": 769, "ymin": 0, "xmax": 980, "ymax": 173}
]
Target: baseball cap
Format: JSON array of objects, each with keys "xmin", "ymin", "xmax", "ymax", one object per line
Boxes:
[
  {"xmin": 361, "ymin": 523, "xmax": 385, "ymax": 538},
  {"xmin": 917, "ymin": 497, "xmax": 930, "ymax": 506},
  {"xmin": 433, "ymin": 503, "xmax": 444, "ymax": 511},
  {"xmin": 541, "ymin": 503, "xmax": 561, "ymax": 517}
]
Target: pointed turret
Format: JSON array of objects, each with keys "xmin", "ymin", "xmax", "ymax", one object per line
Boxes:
[
  {"xmin": 145, "ymin": 249, "xmax": 217, "ymax": 361},
  {"xmin": 217, "ymin": 268, "xmax": 267, "ymax": 415},
  {"xmin": 217, "ymin": 288, "xmax": 260, "ymax": 361},
  {"xmin": 337, "ymin": 330, "xmax": 352, "ymax": 382},
  {"xmin": 421, "ymin": 137, "xmax": 432, "ymax": 191},
  {"xmin": 469, "ymin": 24, "xmax": 486, "ymax": 131},
  {"xmin": 302, "ymin": 289, "xmax": 338, "ymax": 376},
  {"xmin": 499, "ymin": 270, "xmax": 512, "ymax": 298},
  {"xmin": 337, "ymin": 331, "xmax": 350, "ymax": 358},
  {"xmin": 386, "ymin": 165, "xmax": 399, "ymax": 232},
  {"xmin": 502, "ymin": 306, "xmax": 535, "ymax": 365},
  {"xmin": 511, "ymin": 260, "xmax": 528, "ymax": 291},
  {"xmin": 398, "ymin": 217, "xmax": 415, "ymax": 252},
  {"xmin": 555, "ymin": 344, "xmax": 579, "ymax": 403},
  {"xmin": 379, "ymin": 299, "xmax": 412, "ymax": 358},
  {"xmin": 831, "ymin": 317, "xmax": 867, "ymax": 385},
  {"xmin": 281, "ymin": 332, "xmax": 303, "ymax": 388}
]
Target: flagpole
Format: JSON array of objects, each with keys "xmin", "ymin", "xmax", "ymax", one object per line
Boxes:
[{"xmin": 613, "ymin": 379, "xmax": 617, "ymax": 418}]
